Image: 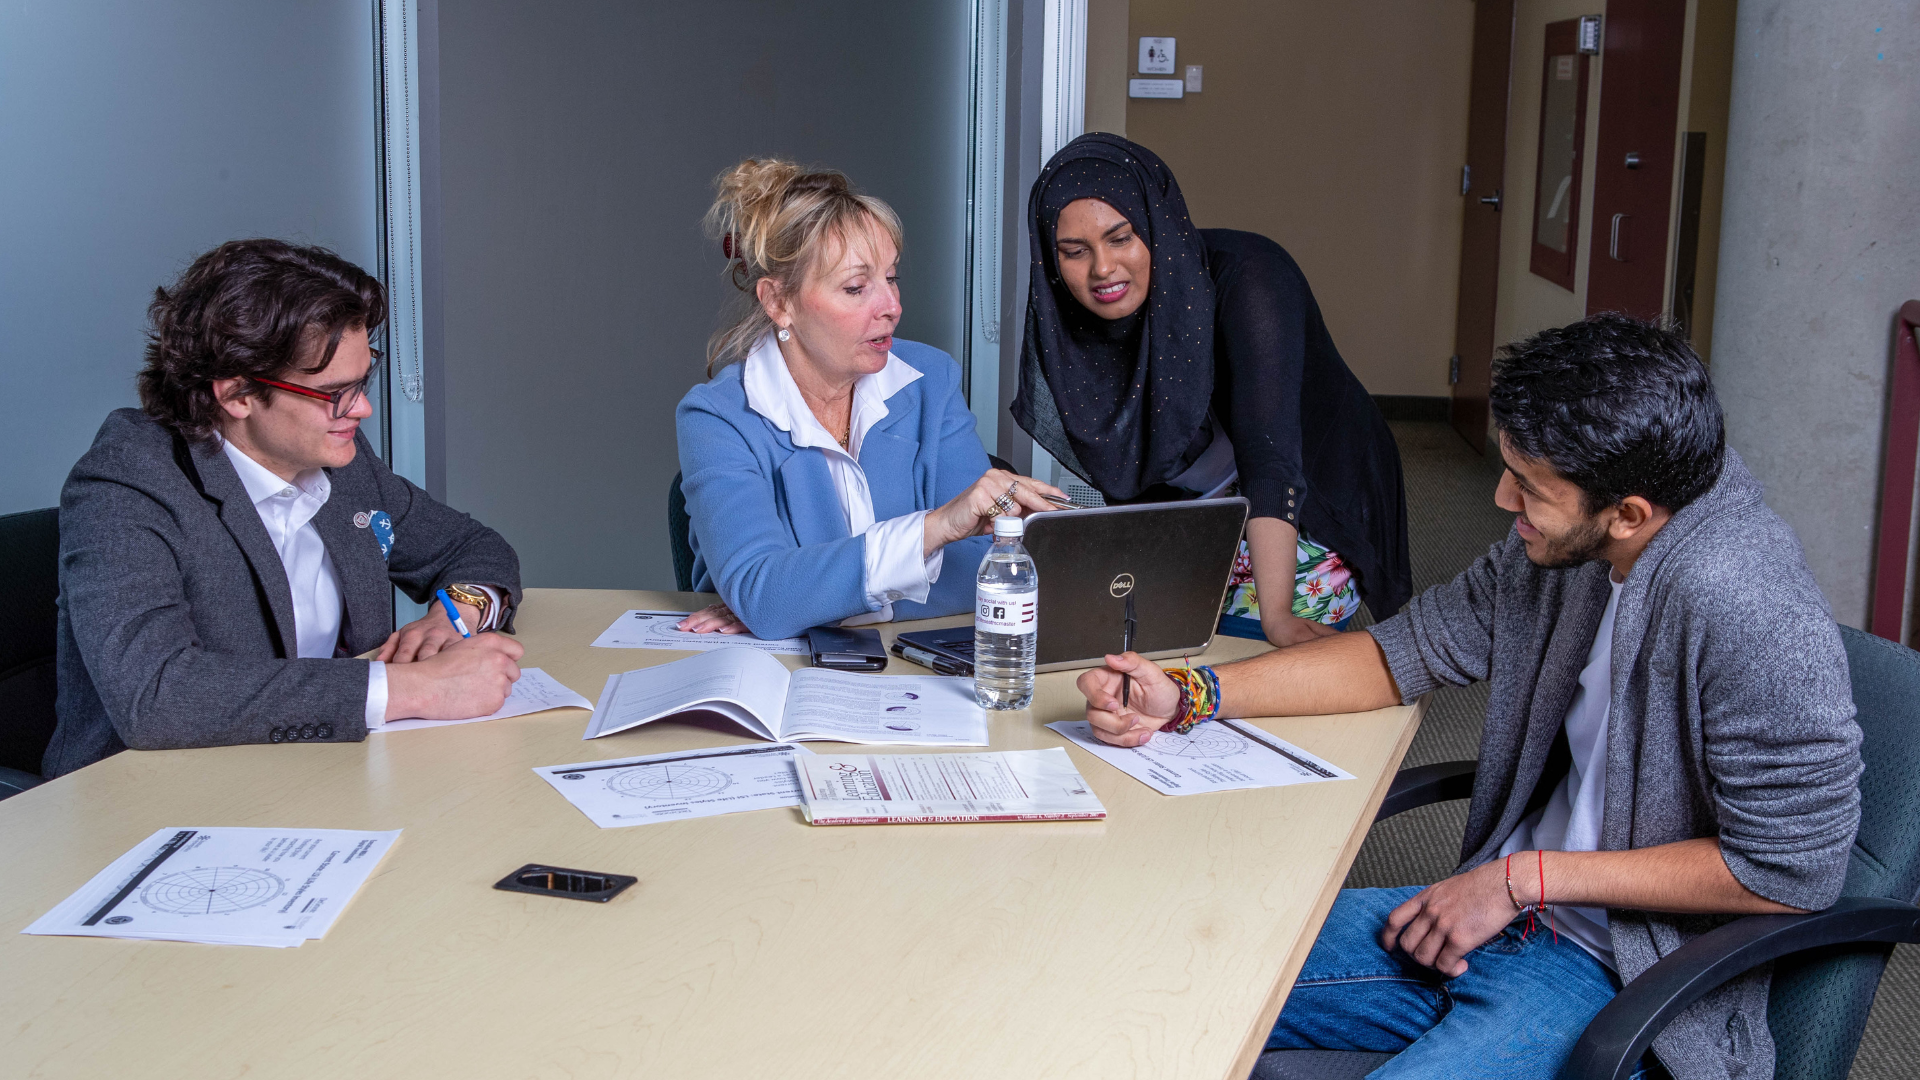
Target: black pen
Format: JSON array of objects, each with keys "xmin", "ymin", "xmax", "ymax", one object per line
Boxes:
[{"xmin": 1120, "ymin": 594, "xmax": 1136, "ymax": 708}]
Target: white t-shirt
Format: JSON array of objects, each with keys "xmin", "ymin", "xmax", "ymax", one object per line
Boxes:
[
  {"xmin": 740, "ymin": 333, "xmax": 943, "ymax": 624},
  {"xmin": 1499, "ymin": 576, "xmax": 1624, "ymax": 967}
]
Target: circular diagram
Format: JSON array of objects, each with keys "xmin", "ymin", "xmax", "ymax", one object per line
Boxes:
[
  {"xmin": 140, "ymin": 866, "xmax": 287, "ymax": 915},
  {"xmin": 606, "ymin": 764, "xmax": 731, "ymax": 800},
  {"xmin": 1153, "ymin": 726, "xmax": 1247, "ymax": 759},
  {"xmin": 881, "ymin": 719, "xmax": 922, "ymax": 733},
  {"xmin": 882, "ymin": 691, "xmax": 921, "ymax": 701}
]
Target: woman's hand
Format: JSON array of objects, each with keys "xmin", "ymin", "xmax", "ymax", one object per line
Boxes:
[
  {"xmin": 1076, "ymin": 652, "xmax": 1181, "ymax": 746},
  {"xmin": 1263, "ymin": 609, "xmax": 1341, "ymax": 647},
  {"xmin": 923, "ymin": 468, "xmax": 1069, "ymax": 556},
  {"xmin": 676, "ymin": 603, "xmax": 747, "ymax": 634}
]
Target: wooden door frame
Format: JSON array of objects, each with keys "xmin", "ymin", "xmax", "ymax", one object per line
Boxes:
[{"xmin": 1448, "ymin": 0, "xmax": 1517, "ymax": 454}]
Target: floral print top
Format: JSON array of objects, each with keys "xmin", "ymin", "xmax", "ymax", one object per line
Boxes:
[{"xmin": 1220, "ymin": 533, "xmax": 1360, "ymax": 627}]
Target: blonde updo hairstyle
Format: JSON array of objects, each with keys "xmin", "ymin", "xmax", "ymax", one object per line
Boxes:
[{"xmin": 704, "ymin": 158, "xmax": 905, "ymax": 373}]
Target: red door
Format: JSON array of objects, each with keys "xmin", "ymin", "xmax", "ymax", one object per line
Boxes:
[
  {"xmin": 1449, "ymin": 0, "xmax": 1517, "ymax": 453},
  {"xmin": 1585, "ymin": 0, "xmax": 1687, "ymax": 318}
]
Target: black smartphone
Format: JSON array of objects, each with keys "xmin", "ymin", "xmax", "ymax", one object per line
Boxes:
[{"xmin": 806, "ymin": 626, "xmax": 889, "ymax": 672}]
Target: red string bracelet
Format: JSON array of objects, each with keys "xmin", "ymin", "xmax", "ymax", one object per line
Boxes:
[{"xmin": 1538, "ymin": 849, "xmax": 1557, "ymax": 943}]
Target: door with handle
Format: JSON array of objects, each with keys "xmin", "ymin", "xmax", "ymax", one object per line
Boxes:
[
  {"xmin": 1448, "ymin": 0, "xmax": 1516, "ymax": 454},
  {"xmin": 1585, "ymin": 0, "xmax": 1686, "ymax": 318}
]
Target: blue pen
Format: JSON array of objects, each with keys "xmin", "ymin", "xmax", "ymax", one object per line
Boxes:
[{"xmin": 435, "ymin": 588, "xmax": 473, "ymax": 638}]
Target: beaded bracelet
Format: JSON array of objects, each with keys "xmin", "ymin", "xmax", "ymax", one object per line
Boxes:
[{"xmin": 1159, "ymin": 665, "xmax": 1221, "ymax": 734}]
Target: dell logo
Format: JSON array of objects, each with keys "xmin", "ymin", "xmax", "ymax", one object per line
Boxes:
[{"xmin": 1110, "ymin": 573, "xmax": 1135, "ymax": 598}]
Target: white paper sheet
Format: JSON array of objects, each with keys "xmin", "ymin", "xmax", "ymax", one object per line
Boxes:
[
  {"xmin": 795, "ymin": 748, "xmax": 1107, "ymax": 824},
  {"xmin": 376, "ymin": 667, "xmax": 592, "ymax": 732},
  {"xmin": 535, "ymin": 743, "xmax": 810, "ymax": 827},
  {"xmin": 582, "ymin": 648, "xmax": 988, "ymax": 746},
  {"xmin": 590, "ymin": 609, "xmax": 808, "ymax": 654},
  {"xmin": 1047, "ymin": 718, "xmax": 1354, "ymax": 796},
  {"xmin": 23, "ymin": 827, "xmax": 401, "ymax": 948}
]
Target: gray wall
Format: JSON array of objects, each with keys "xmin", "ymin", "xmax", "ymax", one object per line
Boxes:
[
  {"xmin": 0, "ymin": 1, "xmax": 380, "ymax": 514},
  {"xmin": 435, "ymin": 1, "xmax": 973, "ymax": 591},
  {"xmin": 1710, "ymin": 0, "xmax": 1920, "ymax": 628}
]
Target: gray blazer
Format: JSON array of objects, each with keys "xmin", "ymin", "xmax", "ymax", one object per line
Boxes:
[
  {"xmin": 45, "ymin": 409, "xmax": 521, "ymax": 778},
  {"xmin": 1369, "ymin": 449, "xmax": 1862, "ymax": 1080}
]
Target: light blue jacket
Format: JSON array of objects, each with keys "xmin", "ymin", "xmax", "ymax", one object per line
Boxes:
[{"xmin": 676, "ymin": 339, "xmax": 991, "ymax": 640}]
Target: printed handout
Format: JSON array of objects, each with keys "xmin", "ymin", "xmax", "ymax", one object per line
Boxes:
[
  {"xmin": 377, "ymin": 667, "xmax": 591, "ymax": 732},
  {"xmin": 1048, "ymin": 718, "xmax": 1354, "ymax": 796},
  {"xmin": 590, "ymin": 609, "xmax": 808, "ymax": 655},
  {"xmin": 583, "ymin": 647, "xmax": 988, "ymax": 746},
  {"xmin": 795, "ymin": 747, "xmax": 1107, "ymax": 824},
  {"xmin": 23, "ymin": 827, "xmax": 401, "ymax": 948},
  {"xmin": 536, "ymin": 743, "xmax": 810, "ymax": 827}
]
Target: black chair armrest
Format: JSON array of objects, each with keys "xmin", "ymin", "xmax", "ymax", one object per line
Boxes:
[
  {"xmin": 1374, "ymin": 760, "xmax": 1477, "ymax": 823},
  {"xmin": 1558, "ymin": 896, "xmax": 1920, "ymax": 1080}
]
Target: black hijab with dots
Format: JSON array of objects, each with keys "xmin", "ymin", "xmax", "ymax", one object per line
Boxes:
[{"xmin": 1012, "ymin": 133, "xmax": 1214, "ymax": 502}]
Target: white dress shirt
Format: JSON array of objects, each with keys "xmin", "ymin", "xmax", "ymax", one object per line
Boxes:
[
  {"xmin": 1499, "ymin": 576, "xmax": 1624, "ymax": 967},
  {"xmin": 740, "ymin": 333, "xmax": 941, "ymax": 624},
  {"xmin": 220, "ymin": 439, "xmax": 389, "ymax": 728}
]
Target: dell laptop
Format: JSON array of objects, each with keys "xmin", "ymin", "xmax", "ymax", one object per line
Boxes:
[{"xmin": 894, "ymin": 497, "xmax": 1250, "ymax": 674}]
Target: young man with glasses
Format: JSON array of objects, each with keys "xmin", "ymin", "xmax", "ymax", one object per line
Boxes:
[{"xmin": 44, "ymin": 239, "xmax": 525, "ymax": 777}]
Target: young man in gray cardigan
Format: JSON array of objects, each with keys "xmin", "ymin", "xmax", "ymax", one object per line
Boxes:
[
  {"xmin": 45, "ymin": 240, "xmax": 525, "ymax": 778},
  {"xmin": 1078, "ymin": 314, "xmax": 1861, "ymax": 1080}
]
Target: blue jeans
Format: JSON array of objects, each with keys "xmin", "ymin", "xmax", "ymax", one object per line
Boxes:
[{"xmin": 1268, "ymin": 887, "xmax": 1650, "ymax": 1080}]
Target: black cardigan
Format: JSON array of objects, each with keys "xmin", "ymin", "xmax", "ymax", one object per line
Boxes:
[{"xmin": 1114, "ymin": 229, "xmax": 1412, "ymax": 618}]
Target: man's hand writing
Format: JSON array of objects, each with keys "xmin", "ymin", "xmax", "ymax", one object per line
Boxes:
[{"xmin": 378, "ymin": 602, "xmax": 482, "ymax": 663}]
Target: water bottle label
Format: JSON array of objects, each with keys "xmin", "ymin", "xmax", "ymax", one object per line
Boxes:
[{"xmin": 976, "ymin": 589, "xmax": 1037, "ymax": 635}]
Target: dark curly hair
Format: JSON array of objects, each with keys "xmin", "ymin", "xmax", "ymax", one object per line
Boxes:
[
  {"xmin": 137, "ymin": 239, "xmax": 385, "ymax": 441},
  {"xmin": 1490, "ymin": 313, "xmax": 1725, "ymax": 514}
]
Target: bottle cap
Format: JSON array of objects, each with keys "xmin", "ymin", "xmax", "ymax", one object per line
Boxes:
[{"xmin": 992, "ymin": 515, "xmax": 1024, "ymax": 537}]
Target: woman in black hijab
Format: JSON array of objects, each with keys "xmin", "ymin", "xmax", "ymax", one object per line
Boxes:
[{"xmin": 1015, "ymin": 133, "xmax": 1410, "ymax": 645}]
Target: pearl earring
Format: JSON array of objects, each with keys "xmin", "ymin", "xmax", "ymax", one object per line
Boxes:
[{"xmin": 777, "ymin": 327, "xmax": 791, "ymax": 342}]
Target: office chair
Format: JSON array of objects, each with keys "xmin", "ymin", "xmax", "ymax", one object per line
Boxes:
[
  {"xmin": 0, "ymin": 508, "xmax": 59, "ymax": 799},
  {"xmin": 1253, "ymin": 624, "xmax": 1920, "ymax": 1080},
  {"xmin": 668, "ymin": 472, "xmax": 696, "ymax": 593}
]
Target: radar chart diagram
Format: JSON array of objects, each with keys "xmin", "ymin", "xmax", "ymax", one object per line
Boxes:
[
  {"xmin": 607, "ymin": 763, "xmax": 732, "ymax": 800},
  {"xmin": 1151, "ymin": 725, "xmax": 1248, "ymax": 759},
  {"xmin": 139, "ymin": 866, "xmax": 287, "ymax": 915}
]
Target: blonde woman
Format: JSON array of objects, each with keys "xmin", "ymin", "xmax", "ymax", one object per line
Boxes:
[{"xmin": 675, "ymin": 160, "xmax": 1064, "ymax": 640}]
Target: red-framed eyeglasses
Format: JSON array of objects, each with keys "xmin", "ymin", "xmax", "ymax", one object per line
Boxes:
[{"xmin": 251, "ymin": 370, "xmax": 376, "ymax": 420}]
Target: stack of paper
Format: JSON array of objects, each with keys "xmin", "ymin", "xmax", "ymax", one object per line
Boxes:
[
  {"xmin": 795, "ymin": 748, "xmax": 1107, "ymax": 824},
  {"xmin": 23, "ymin": 827, "xmax": 400, "ymax": 948}
]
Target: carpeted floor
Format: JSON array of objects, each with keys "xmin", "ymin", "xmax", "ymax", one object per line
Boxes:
[{"xmin": 1340, "ymin": 420, "xmax": 1918, "ymax": 1079}]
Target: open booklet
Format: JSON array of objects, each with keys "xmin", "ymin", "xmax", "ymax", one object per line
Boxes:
[{"xmin": 582, "ymin": 647, "xmax": 989, "ymax": 746}]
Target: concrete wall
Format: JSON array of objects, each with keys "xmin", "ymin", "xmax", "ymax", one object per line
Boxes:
[
  {"xmin": 1711, "ymin": 0, "xmax": 1920, "ymax": 629},
  {"xmin": 0, "ymin": 1, "xmax": 379, "ymax": 514},
  {"xmin": 435, "ymin": 1, "xmax": 973, "ymax": 591},
  {"xmin": 1677, "ymin": 0, "xmax": 1737, "ymax": 362},
  {"xmin": 1122, "ymin": 0, "xmax": 1476, "ymax": 398}
]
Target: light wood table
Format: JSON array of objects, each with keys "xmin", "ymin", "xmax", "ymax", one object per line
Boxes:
[{"xmin": 0, "ymin": 588, "xmax": 1422, "ymax": 1079}]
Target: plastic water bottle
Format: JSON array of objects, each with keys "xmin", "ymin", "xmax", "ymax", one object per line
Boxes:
[{"xmin": 975, "ymin": 516, "xmax": 1038, "ymax": 710}]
